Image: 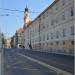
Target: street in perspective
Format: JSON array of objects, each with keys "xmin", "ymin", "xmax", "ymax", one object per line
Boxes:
[{"xmin": 0, "ymin": 0, "xmax": 74, "ymax": 75}]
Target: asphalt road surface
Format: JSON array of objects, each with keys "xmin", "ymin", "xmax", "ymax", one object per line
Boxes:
[{"xmin": 3, "ymin": 48, "xmax": 74, "ymax": 75}]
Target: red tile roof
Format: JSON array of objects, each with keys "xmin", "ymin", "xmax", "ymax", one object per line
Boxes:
[{"xmin": 16, "ymin": 28, "xmax": 25, "ymax": 33}]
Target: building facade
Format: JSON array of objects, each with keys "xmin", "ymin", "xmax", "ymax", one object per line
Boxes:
[
  {"xmin": 11, "ymin": 35, "xmax": 16, "ymax": 48},
  {"xmin": 0, "ymin": 33, "xmax": 4, "ymax": 48},
  {"xmin": 5, "ymin": 38, "xmax": 11, "ymax": 48},
  {"xmin": 24, "ymin": 0, "xmax": 74, "ymax": 55},
  {"xmin": 15, "ymin": 28, "xmax": 25, "ymax": 48}
]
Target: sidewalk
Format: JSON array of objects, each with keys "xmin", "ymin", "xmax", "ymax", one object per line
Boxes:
[
  {"xmin": 0, "ymin": 52, "xmax": 1, "ymax": 75},
  {"xmin": 0, "ymin": 49, "xmax": 4, "ymax": 75}
]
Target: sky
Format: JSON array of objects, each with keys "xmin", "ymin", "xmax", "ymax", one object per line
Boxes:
[{"xmin": 0, "ymin": 0, "xmax": 54, "ymax": 38}]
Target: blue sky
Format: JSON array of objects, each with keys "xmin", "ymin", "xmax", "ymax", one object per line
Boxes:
[{"xmin": 0, "ymin": 0, "xmax": 54, "ymax": 38}]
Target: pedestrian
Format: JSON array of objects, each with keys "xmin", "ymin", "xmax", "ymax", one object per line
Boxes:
[{"xmin": 29, "ymin": 43, "xmax": 32, "ymax": 49}]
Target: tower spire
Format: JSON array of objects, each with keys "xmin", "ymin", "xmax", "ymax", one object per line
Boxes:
[
  {"xmin": 24, "ymin": 5, "xmax": 29, "ymax": 27},
  {"xmin": 26, "ymin": 4, "xmax": 27, "ymax": 8},
  {"xmin": 25, "ymin": 4, "xmax": 28, "ymax": 12}
]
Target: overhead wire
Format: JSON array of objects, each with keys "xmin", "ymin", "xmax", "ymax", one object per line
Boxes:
[
  {"xmin": 0, "ymin": 8, "xmax": 40, "ymax": 13},
  {"xmin": 0, "ymin": 14, "xmax": 9, "ymax": 16}
]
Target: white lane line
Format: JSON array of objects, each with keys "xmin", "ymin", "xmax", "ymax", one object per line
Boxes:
[
  {"xmin": 11, "ymin": 66, "xmax": 54, "ymax": 73},
  {"xmin": 18, "ymin": 53, "xmax": 73, "ymax": 75}
]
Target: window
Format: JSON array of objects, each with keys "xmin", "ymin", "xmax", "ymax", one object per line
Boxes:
[
  {"xmin": 63, "ymin": 28, "xmax": 66, "ymax": 37},
  {"xmin": 62, "ymin": 0, "xmax": 65, "ymax": 5},
  {"xmin": 62, "ymin": 12, "xmax": 65, "ymax": 20},
  {"xmin": 56, "ymin": 41, "xmax": 59, "ymax": 45},
  {"xmin": 43, "ymin": 43, "xmax": 44, "ymax": 46},
  {"xmin": 19, "ymin": 33, "xmax": 21, "ymax": 37},
  {"xmin": 40, "ymin": 24, "xmax": 42, "ymax": 31},
  {"xmin": 39, "ymin": 36, "xmax": 41, "ymax": 41},
  {"xmin": 71, "ymin": 7, "xmax": 74, "ymax": 16},
  {"xmin": 43, "ymin": 14, "xmax": 45, "ymax": 19},
  {"xmin": 71, "ymin": 41, "xmax": 74, "ymax": 45},
  {"xmin": 47, "ymin": 24, "xmax": 48, "ymax": 28},
  {"xmin": 47, "ymin": 11, "xmax": 48, "ymax": 17},
  {"xmin": 71, "ymin": 26, "xmax": 74, "ymax": 35},
  {"xmin": 47, "ymin": 43, "xmax": 48, "ymax": 46},
  {"xmin": 47, "ymin": 33, "xmax": 49, "ymax": 40},
  {"xmin": 51, "ymin": 19, "xmax": 54, "ymax": 25},
  {"xmin": 51, "ymin": 42, "xmax": 53, "ymax": 45},
  {"xmin": 56, "ymin": 31, "xmax": 59, "ymax": 38},
  {"xmin": 51, "ymin": 33, "xmax": 53, "ymax": 39},
  {"xmin": 56, "ymin": 3, "xmax": 58, "ymax": 10},
  {"xmin": 63, "ymin": 41, "xmax": 65, "ymax": 45},
  {"xmin": 43, "ymin": 24, "xmax": 45, "ymax": 29},
  {"xmin": 39, "ymin": 17, "xmax": 41, "ymax": 21},
  {"xmin": 56, "ymin": 17, "xmax": 59, "ymax": 23},
  {"xmin": 43, "ymin": 35, "xmax": 45, "ymax": 41}
]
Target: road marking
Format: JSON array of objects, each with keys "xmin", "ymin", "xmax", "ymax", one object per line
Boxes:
[
  {"xmin": 11, "ymin": 66, "xmax": 54, "ymax": 73},
  {"xmin": 18, "ymin": 53, "xmax": 73, "ymax": 75},
  {"xmin": 29, "ymin": 53, "xmax": 73, "ymax": 69}
]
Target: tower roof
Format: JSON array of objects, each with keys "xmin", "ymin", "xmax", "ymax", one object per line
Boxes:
[{"xmin": 25, "ymin": 5, "xmax": 28, "ymax": 12}]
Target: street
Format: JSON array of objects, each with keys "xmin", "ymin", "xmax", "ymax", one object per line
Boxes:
[{"xmin": 3, "ymin": 48, "xmax": 74, "ymax": 75}]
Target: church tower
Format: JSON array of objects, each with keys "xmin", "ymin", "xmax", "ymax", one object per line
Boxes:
[{"xmin": 24, "ymin": 5, "xmax": 30, "ymax": 27}]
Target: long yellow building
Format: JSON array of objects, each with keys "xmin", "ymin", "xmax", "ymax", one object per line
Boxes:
[{"xmin": 24, "ymin": 0, "xmax": 74, "ymax": 55}]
